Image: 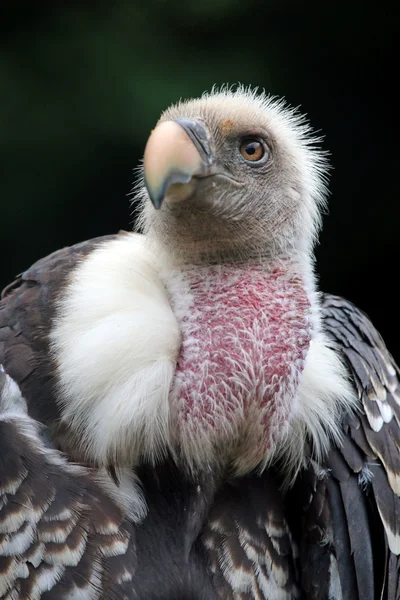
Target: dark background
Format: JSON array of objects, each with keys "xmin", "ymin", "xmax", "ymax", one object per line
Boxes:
[{"xmin": 1, "ymin": 2, "xmax": 397, "ymax": 356}]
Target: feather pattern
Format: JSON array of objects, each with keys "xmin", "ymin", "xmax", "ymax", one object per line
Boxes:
[
  {"xmin": 201, "ymin": 472, "xmax": 300, "ymax": 599},
  {"xmin": 320, "ymin": 294, "xmax": 400, "ymax": 599},
  {"xmin": 0, "ymin": 369, "xmax": 144, "ymax": 600}
]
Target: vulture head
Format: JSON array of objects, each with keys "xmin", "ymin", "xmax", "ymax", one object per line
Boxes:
[{"xmin": 140, "ymin": 87, "xmax": 327, "ymax": 263}]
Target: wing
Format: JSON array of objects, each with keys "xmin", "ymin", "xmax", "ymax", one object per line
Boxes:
[
  {"xmin": 295, "ymin": 294, "xmax": 400, "ymax": 600},
  {"xmin": 202, "ymin": 471, "xmax": 300, "ymax": 599},
  {"xmin": 0, "ymin": 367, "xmax": 143, "ymax": 600}
]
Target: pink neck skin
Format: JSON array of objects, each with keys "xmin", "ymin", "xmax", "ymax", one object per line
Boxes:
[{"xmin": 168, "ymin": 261, "xmax": 313, "ymax": 472}]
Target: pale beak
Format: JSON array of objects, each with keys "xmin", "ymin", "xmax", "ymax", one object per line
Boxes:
[{"xmin": 143, "ymin": 118, "xmax": 213, "ymax": 209}]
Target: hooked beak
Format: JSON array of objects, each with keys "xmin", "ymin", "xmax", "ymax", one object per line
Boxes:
[{"xmin": 143, "ymin": 118, "xmax": 213, "ymax": 209}]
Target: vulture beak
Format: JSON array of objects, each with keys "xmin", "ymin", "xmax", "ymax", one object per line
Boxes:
[{"xmin": 143, "ymin": 118, "xmax": 213, "ymax": 209}]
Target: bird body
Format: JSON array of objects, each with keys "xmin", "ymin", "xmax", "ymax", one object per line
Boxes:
[{"xmin": 1, "ymin": 87, "xmax": 399, "ymax": 599}]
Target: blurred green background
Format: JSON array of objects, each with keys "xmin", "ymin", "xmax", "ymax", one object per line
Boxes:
[{"xmin": 1, "ymin": 2, "xmax": 397, "ymax": 354}]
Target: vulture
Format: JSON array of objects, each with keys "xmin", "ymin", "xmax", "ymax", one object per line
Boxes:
[{"xmin": 1, "ymin": 86, "xmax": 399, "ymax": 600}]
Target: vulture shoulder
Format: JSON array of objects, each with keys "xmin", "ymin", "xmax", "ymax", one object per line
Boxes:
[{"xmin": 0, "ymin": 234, "xmax": 118, "ymax": 425}]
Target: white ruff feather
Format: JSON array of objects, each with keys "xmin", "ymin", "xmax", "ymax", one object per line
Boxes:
[{"xmin": 51, "ymin": 233, "xmax": 181, "ymax": 467}]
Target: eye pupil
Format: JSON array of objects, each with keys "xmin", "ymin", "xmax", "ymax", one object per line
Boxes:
[{"xmin": 239, "ymin": 138, "xmax": 266, "ymax": 162}]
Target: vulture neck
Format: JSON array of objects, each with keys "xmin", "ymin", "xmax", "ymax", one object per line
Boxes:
[
  {"xmin": 142, "ymin": 203, "xmax": 314, "ymax": 269},
  {"xmin": 162, "ymin": 250, "xmax": 320, "ymax": 477}
]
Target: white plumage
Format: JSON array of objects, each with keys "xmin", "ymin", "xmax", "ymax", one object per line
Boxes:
[{"xmin": 51, "ymin": 233, "xmax": 180, "ymax": 466}]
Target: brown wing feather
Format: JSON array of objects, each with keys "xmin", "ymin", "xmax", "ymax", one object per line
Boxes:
[
  {"xmin": 202, "ymin": 472, "xmax": 300, "ymax": 599},
  {"xmin": 0, "ymin": 369, "xmax": 139, "ymax": 600},
  {"xmin": 321, "ymin": 293, "xmax": 400, "ymax": 599}
]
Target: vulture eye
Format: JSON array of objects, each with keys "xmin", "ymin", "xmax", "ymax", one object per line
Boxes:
[{"xmin": 239, "ymin": 138, "xmax": 266, "ymax": 163}]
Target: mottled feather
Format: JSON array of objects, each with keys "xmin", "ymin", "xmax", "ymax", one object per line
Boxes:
[
  {"xmin": 322, "ymin": 294, "xmax": 400, "ymax": 598},
  {"xmin": 0, "ymin": 370, "xmax": 140, "ymax": 600}
]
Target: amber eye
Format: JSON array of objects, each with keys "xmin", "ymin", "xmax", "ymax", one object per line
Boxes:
[{"xmin": 239, "ymin": 138, "xmax": 265, "ymax": 162}]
